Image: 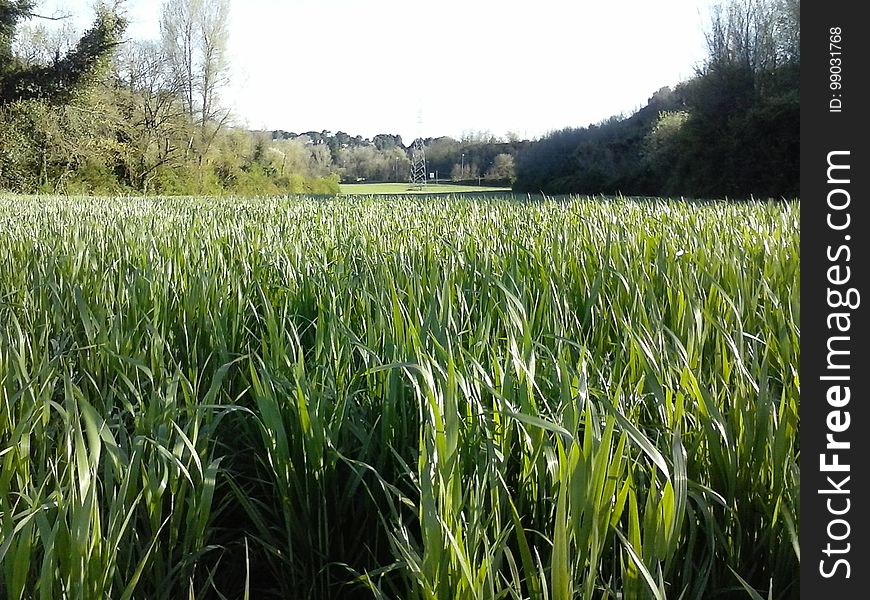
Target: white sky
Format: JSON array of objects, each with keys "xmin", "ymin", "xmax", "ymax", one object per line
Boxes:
[{"xmin": 35, "ymin": 0, "xmax": 717, "ymax": 141}]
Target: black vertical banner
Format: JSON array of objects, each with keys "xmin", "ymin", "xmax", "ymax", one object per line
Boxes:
[{"xmin": 801, "ymin": 0, "xmax": 869, "ymax": 596}]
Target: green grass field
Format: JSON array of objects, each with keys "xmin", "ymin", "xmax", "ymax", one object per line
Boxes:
[
  {"xmin": 0, "ymin": 194, "xmax": 799, "ymax": 599},
  {"xmin": 340, "ymin": 182, "xmax": 511, "ymax": 195}
]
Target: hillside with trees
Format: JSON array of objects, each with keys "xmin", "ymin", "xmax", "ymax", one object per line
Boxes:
[
  {"xmin": 0, "ymin": 0, "xmax": 343, "ymax": 194},
  {"xmin": 514, "ymin": 0, "xmax": 799, "ymax": 199}
]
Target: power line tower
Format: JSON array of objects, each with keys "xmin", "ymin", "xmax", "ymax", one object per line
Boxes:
[{"xmin": 409, "ymin": 111, "xmax": 426, "ymax": 189}]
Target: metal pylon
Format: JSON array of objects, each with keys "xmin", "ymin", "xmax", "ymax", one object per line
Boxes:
[{"xmin": 409, "ymin": 137, "xmax": 427, "ymax": 189}]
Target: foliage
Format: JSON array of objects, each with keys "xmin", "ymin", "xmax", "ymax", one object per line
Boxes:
[
  {"xmin": 0, "ymin": 2, "xmax": 344, "ymax": 196},
  {"xmin": 1, "ymin": 194, "xmax": 799, "ymax": 599},
  {"xmin": 0, "ymin": 3, "xmax": 126, "ymax": 104},
  {"xmin": 0, "ymin": 97, "xmax": 123, "ymax": 193},
  {"xmin": 484, "ymin": 153, "xmax": 516, "ymax": 182},
  {"xmin": 422, "ymin": 135, "xmax": 528, "ymax": 184},
  {"xmin": 1, "ymin": 1, "xmax": 38, "ymax": 69},
  {"xmin": 514, "ymin": 95, "xmax": 674, "ymax": 196},
  {"xmin": 514, "ymin": 0, "xmax": 799, "ymax": 199},
  {"xmin": 337, "ymin": 145, "xmax": 409, "ymax": 183},
  {"xmin": 0, "ymin": 4, "xmax": 526, "ymax": 196},
  {"xmin": 643, "ymin": 111, "xmax": 690, "ymax": 192}
]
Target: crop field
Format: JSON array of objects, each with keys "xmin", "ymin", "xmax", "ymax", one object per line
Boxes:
[{"xmin": 0, "ymin": 195, "xmax": 799, "ymax": 599}]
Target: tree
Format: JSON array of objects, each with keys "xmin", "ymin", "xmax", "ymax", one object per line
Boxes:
[
  {"xmin": 1, "ymin": 1, "xmax": 37, "ymax": 67},
  {"xmin": 308, "ymin": 143, "xmax": 333, "ymax": 178},
  {"xmin": 706, "ymin": 0, "xmax": 798, "ymax": 77},
  {"xmin": 372, "ymin": 133, "xmax": 403, "ymax": 151},
  {"xmin": 514, "ymin": 0, "xmax": 797, "ymax": 199},
  {"xmin": 195, "ymin": 0, "xmax": 229, "ymax": 131},
  {"xmin": 112, "ymin": 39, "xmax": 189, "ymax": 191},
  {"xmin": 160, "ymin": 0, "xmax": 197, "ymax": 118},
  {"xmin": 485, "ymin": 153, "xmax": 515, "ymax": 181},
  {"xmin": 1, "ymin": 2, "xmax": 128, "ymax": 192},
  {"xmin": 671, "ymin": 0, "xmax": 799, "ymax": 197},
  {"xmin": 11, "ymin": 19, "xmax": 76, "ymax": 67},
  {"xmin": 160, "ymin": 0, "xmax": 230, "ymax": 161},
  {"xmin": 1, "ymin": 2, "xmax": 126, "ymax": 104},
  {"xmin": 642, "ymin": 110, "xmax": 689, "ymax": 190}
]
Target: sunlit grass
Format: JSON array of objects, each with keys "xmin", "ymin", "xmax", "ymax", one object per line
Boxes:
[
  {"xmin": 0, "ymin": 194, "xmax": 799, "ymax": 599},
  {"xmin": 338, "ymin": 182, "xmax": 511, "ymax": 195}
]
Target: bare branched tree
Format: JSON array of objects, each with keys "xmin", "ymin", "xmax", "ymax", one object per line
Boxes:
[
  {"xmin": 113, "ymin": 39, "xmax": 190, "ymax": 190},
  {"xmin": 160, "ymin": 0, "xmax": 230, "ymax": 163},
  {"xmin": 705, "ymin": 0, "xmax": 799, "ymax": 75}
]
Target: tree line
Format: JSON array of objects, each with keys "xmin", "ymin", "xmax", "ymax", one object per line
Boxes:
[
  {"xmin": 0, "ymin": 0, "xmax": 345, "ymax": 195},
  {"xmin": 513, "ymin": 0, "xmax": 799, "ymax": 200},
  {"xmin": 0, "ymin": 0, "xmax": 524, "ymax": 195},
  {"xmin": 271, "ymin": 129, "xmax": 523, "ymax": 185},
  {"xmin": 1, "ymin": 0, "xmax": 798, "ymax": 198}
]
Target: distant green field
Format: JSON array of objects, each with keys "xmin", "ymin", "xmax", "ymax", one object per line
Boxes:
[{"xmin": 340, "ymin": 181, "xmax": 511, "ymax": 195}]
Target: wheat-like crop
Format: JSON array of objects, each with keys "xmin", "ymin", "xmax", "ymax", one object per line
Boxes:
[{"xmin": 0, "ymin": 194, "xmax": 799, "ymax": 599}]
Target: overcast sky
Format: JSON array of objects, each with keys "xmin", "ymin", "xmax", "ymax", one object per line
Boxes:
[{"xmin": 36, "ymin": 0, "xmax": 718, "ymax": 141}]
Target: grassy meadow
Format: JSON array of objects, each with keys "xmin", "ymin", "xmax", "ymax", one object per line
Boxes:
[
  {"xmin": 0, "ymin": 194, "xmax": 799, "ymax": 599},
  {"xmin": 339, "ymin": 183, "xmax": 511, "ymax": 195}
]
